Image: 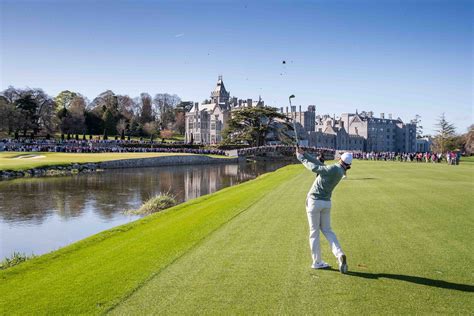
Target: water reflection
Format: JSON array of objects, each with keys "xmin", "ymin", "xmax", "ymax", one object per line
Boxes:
[{"xmin": 0, "ymin": 161, "xmax": 288, "ymax": 257}]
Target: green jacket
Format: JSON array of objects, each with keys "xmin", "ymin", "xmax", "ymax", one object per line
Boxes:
[{"xmin": 297, "ymin": 152, "xmax": 345, "ymax": 201}]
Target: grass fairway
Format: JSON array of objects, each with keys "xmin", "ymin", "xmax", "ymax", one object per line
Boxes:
[
  {"xmin": 0, "ymin": 152, "xmax": 226, "ymax": 171},
  {"xmin": 1, "ymin": 161, "xmax": 473, "ymax": 314}
]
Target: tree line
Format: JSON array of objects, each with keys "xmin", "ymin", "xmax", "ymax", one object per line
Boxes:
[{"xmin": 0, "ymin": 87, "xmax": 192, "ymax": 140}]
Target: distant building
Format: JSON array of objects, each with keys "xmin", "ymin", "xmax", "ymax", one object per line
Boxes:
[
  {"xmin": 416, "ymin": 137, "xmax": 432, "ymax": 152},
  {"xmin": 309, "ymin": 115, "xmax": 365, "ymax": 151},
  {"xmin": 339, "ymin": 111, "xmax": 416, "ymax": 152},
  {"xmin": 185, "ymin": 76, "xmax": 265, "ymax": 145},
  {"xmin": 310, "ymin": 111, "xmax": 416, "ymax": 152}
]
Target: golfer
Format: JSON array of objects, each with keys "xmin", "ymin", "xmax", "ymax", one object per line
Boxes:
[{"xmin": 296, "ymin": 148, "xmax": 352, "ymax": 273}]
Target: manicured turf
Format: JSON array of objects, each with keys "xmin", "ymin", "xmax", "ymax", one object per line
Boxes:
[
  {"xmin": 461, "ymin": 155, "xmax": 474, "ymax": 163},
  {"xmin": 1, "ymin": 161, "xmax": 473, "ymax": 314},
  {"xmin": 0, "ymin": 152, "xmax": 227, "ymax": 171}
]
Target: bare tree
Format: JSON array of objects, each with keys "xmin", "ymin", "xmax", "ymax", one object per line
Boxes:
[
  {"xmin": 58, "ymin": 96, "xmax": 86, "ymax": 134},
  {"xmin": 116, "ymin": 118, "xmax": 127, "ymax": 136},
  {"xmin": 89, "ymin": 90, "xmax": 119, "ymax": 115},
  {"xmin": 143, "ymin": 121, "xmax": 159, "ymax": 140},
  {"xmin": 153, "ymin": 93, "xmax": 181, "ymax": 129},
  {"xmin": 116, "ymin": 95, "xmax": 136, "ymax": 121},
  {"xmin": 173, "ymin": 111, "xmax": 186, "ymax": 135}
]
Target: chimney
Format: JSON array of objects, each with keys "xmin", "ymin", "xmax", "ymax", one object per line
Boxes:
[
  {"xmin": 380, "ymin": 113, "xmax": 385, "ymax": 119},
  {"xmin": 280, "ymin": 107, "xmax": 283, "ymax": 113},
  {"xmin": 299, "ymin": 105, "xmax": 302, "ymax": 113}
]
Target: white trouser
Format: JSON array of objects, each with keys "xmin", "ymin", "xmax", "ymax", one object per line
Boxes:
[{"xmin": 305, "ymin": 196, "xmax": 344, "ymax": 264}]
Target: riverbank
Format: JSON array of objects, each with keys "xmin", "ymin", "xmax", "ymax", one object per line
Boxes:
[
  {"xmin": 0, "ymin": 152, "xmax": 236, "ymax": 180},
  {"xmin": 1, "ymin": 161, "xmax": 473, "ymax": 314}
]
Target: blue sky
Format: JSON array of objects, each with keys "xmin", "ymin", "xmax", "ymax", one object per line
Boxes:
[{"xmin": 1, "ymin": 0, "xmax": 472, "ymax": 134}]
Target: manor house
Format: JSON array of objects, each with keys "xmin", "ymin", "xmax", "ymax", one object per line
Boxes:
[{"xmin": 185, "ymin": 76, "xmax": 264, "ymax": 145}]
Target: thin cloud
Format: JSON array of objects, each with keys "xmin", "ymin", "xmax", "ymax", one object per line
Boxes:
[{"xmin": 175, "ymin": 33, "xmax": 184, "ymax": 38}]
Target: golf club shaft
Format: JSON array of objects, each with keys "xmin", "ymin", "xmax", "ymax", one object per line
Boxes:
[{"xmin": 289, "ymin": 97, "xmax": 299, "ymax": 147}]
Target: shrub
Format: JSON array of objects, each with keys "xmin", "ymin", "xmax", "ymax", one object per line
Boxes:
[
  {"xmin": 0, "ymin": 252, "xmax": 35, "ymax": 270},
  {"xmin": 125, "ymin": 193, "xmax": 177, "ymax": 215}
]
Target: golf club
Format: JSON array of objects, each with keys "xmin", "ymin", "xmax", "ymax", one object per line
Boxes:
[{"xmin": 289, "ymin": 94, "xmax": 298, "ymax": 147}]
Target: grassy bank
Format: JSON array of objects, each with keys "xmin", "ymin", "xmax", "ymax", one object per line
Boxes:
[
  {"xmin": 0, "ymin": 152, "xmax": 228, "ymax": 171},
  {"xmin": 1, "ymin": 161, "xmax": 473, "ymax": 314}
]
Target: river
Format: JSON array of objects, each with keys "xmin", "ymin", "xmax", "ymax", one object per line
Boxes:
[{"xmin": 0, "ymin": 161, "xmax": 289, "ymax": 259}]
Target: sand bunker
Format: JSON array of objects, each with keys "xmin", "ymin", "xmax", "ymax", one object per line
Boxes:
[{"xmin": 13, "ymin": 154, "xmax": 46, "ymax": 160}]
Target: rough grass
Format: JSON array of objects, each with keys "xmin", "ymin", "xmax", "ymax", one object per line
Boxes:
[
  {"xmin": 125, "ymin": 193, "xmax": 177, "ymax": 215},
  {"xmin": 0, "ymin": 252, "xmax": 35, "ymax": 270},
  {"xmin": 0, "ymin": 152, "xmax": 229, "ymax": 171},
  {"xmin": 1, "ymin": 161, "xmax": 473, "ymax": 314}
]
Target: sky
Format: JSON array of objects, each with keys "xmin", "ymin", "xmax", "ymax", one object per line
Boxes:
[{"xmin": 0, "ymin": 0, "xmax": 472, "ymax": 134}]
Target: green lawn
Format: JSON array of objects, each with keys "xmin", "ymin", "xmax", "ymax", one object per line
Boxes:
[
  {"xmin": 0, "ymin": 152, "xmax": 227, "ymax": 171},
  {"xmin": 461, "ymin": 155, "xmax": 474, "ymax": 163},
  {"xmin": 1, "ymin": 161, "xmax": 473, "ymax": 314}
]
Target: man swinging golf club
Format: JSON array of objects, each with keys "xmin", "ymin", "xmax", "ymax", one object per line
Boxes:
[{"xmin": 296, "ymin": 147, "xmax": 352, "ymax": 273}]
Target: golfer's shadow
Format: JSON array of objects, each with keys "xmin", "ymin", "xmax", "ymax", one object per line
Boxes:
[{"xmin": 325, "ymin": 268, "xmax": 474, "ymax": 292}]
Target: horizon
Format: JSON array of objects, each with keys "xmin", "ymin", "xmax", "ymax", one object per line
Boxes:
[{"xmin": 1, "ymin": 0, "xmax": 472, "ymax": 134}]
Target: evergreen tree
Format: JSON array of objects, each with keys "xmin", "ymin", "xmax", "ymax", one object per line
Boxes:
[
  {"xmin": 433, "ymin": 113, "xmax": 456, "ymax": 153},
  {"xmin": 222, "ymin": 107, "xmax": 292, "ymax": 146},
  {"xmin": 102, "ymin": 109, "xmax": 117, "ymax": 135}
]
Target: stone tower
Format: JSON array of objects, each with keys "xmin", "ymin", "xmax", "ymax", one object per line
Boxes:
[{"xmin": 210, "ymin": 75, "xmax": 230, "ymax": 104}]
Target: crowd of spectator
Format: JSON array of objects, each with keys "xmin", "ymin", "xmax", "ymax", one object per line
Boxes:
[
  {"xmin": 237, "ymin": 145, "xmax": 335, "ymax": 157},
  {"xmin": 352, "ymin": 151, "xmax": 462, "ymax": 165},
  {"xmin": 0, "ymin": 139, "xmax": 227, "ymax": 156}
]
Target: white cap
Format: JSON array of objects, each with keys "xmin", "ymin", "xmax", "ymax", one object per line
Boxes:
[{"xmin": 341, "ymin": 152, "xmax": 353, "ymax": 165}]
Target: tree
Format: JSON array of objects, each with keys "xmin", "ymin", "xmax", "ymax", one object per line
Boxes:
[
  {"xmin": 84, "ymin": 111, "xmax": 103, "ymax": 135},
  {"xmin": 173, "ymin": 111, "xmax": 186, "ymax": 135},
  {"xmin": 153, "ymin": 93, "xmax": 181, "ymax": 129},
  {"xmin": 15, "ymin": 94, "xmax": 39, "ymax": 136},
  {"xmin": 128, "ymin": 116, "xmax": 143, "ymax": 136},
  {"xmin": 102, "ymin": 109, "xmax": 117, "ymax": 135},
  {"xmin": 432, "ymin": 113, "xmax": 456, "ymax": 153},
  {"xmin": 465, "ymin": 125, "xmax": 474, "ymax": 155},
  {"xmin": 143, "ymin": 121, "xmax": 159, "ymax": 140},
  {"xmin": 2, "ymin": 87, "xmax": 57, "ymax": 136},
  {"xmin": 176, "ymin": 101, "xmax": 194, "ymax": 113},
  {"xmin": 89, "ymin": 90, "xmax": 118, "ymax": 114},
  {"xmin": 222, "ymin": 107, "xmax": 291, "ymax": 147},
  {"xmin": 0, "ymin": 96, "xmax": 21, "ymax": 134},
  {"xmin": 117, "ymin": 95, "xmax": 136, "ymax": 121},
  {"xmin": 116, "ymin": 119, "xmax": 127, "ymax": 137},
  {"xmin": 58, "ymin": 96, "xmax": 86, "ymax": 134},
  {"xmin": 54, "ymin": 90, "xmax": 78, "ymax": 111},
  {"xmin": 139, "ymin": 93, "xmax": 154, "ymax": 124}
]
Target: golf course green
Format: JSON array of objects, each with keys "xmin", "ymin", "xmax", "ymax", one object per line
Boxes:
[
  {"xmin": 0, "ymin": 152, "xmax": 228, "ymax": 171},
  {"xmin": 1, "ymin": 161, "xmax": 473, "ymax": 314}
]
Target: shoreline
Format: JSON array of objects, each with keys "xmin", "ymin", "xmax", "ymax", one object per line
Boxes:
[{"xmin": 0, "ymin": 155, "xmax": 239, "ymax": 181}]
